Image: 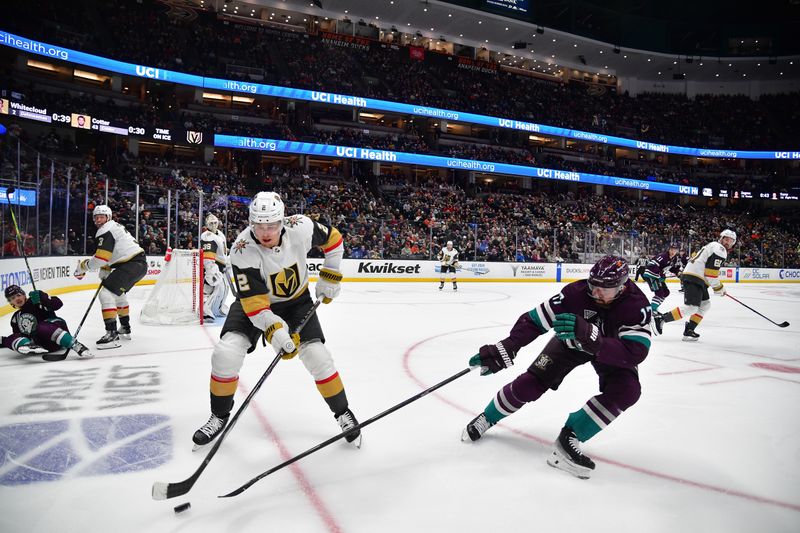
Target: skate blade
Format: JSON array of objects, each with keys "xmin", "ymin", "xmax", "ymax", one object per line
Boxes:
[
  {"xmin": 546, "ymin": 450, "xmax": 592, "ymax": 480},
  {"xmin": 95, "ymin": 342, "xmax": 122, "ymax": 350},
  {"xmin": 348, "ymin": 433, "xmax": 362, "ymax": 449},
  {"xmin": 118, "ymin": 334, "xmax": 131, "ymax": 341},
  {"xmin": 460, "ymin": 427, "xmax": 472, "ymax": 442},
  {"xmin": 192, "ymin": 441, "xmax": 209, "ymax": 452},
  {"xmin": 681, "ymin": 336, "xmax": 699, "ymax": 342}
]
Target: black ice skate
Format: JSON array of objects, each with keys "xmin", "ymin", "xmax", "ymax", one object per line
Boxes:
[
  {"xmin": 547, "ymin": 426, "xmax": 595, "ymax": 479},
  {"xmin": 96, "ymin": 330, "xmax": 121, "ymax": 350},
  {"xmin": 453, "ymin": 282, "xmax": 458, "ymax": 291},
  {"xmin": 652, "ymin": 311, "xmax": 664, "ymax": 335},
  {"xmin": 117, "ymin": 325, "xmax": 132, "ymax": 340},
  {"xmin": 72, "ymin": 341, "xmax": 94, "ymax": 359},
  {"xmin": 682, "ymin": 322, "xmax": 700, "ymax": 342},
  {"xmin": 336, "ymin": 408, "xmax": 362, "ymax": 448},
  {"xmin": 461, "ymin": 413, "xmax": 494, "ymax": 442},
  {"xmin": 439, "ymin": 282, "xmax": 444, "ymax": 291},
  {"xmin": 192, "ymin": 413, "xmax": 229, "ymax": 451}
]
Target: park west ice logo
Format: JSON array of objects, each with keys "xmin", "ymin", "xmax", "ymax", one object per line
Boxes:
[{"xmin": 0, "ymin": 415, "xmax": 171, "ymax": 485}]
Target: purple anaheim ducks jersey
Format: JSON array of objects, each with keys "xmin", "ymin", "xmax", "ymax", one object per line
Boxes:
[
  {"xmin": 505, "ymin": 279, "xmax": 652, "ymax": 369},
  {"xmin": 3, "ymin": 293, "xmax": 63, "ymax": 347},
  {"xmin": 644, "ymin": 251, "xmax": 682, "ymax": 278}
]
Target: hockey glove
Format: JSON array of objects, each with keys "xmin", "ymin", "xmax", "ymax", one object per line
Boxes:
[
  {"xmin": 74, "ymin": 259, "xmax": 89, "ymax": 280},
  {"xmin": 265, "ymin": 321, "xmax": 300, "ymax": 359},
  {"xmin": 553, "ymin": 313, "xmax": 603, "ymax": 355},
  {"xmin": 469, "ymin": 338, "xmax": 518, "ymax": 375},
  {"xmin": 315, "ymin": 267, "xmax": 342, "ymax": 304},
  {"xmin": 29, "ymin": 290, "xmax": 42, "ymax": 305},
  {"xmin": 713, "ymin": 283, "xmax": 727, "ymax": 297}
]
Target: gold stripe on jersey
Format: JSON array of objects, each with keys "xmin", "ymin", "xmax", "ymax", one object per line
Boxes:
[
  {"xmin": 241, "ymin": 294, "xmax": 270, "ymax": 317},
  {"xmin": 321, "ymin": 228, "xmax": 343, "ymax": 253},
  {"xmin": 704, "ymin": 268, "xmax": 719, "ymax": 278},
  {"xmin": 203, "ymin": 250, "xmax": 217, "ymax": 262},
  {"xmin": 94, "ymin": 248, "xmax": 113, "ymax": 262}
]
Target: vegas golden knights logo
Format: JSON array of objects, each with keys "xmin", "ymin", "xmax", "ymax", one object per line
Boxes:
[
  {"xmin": 186, "ymin": 130, "xmax": 203, "ymax": 144},
  {"xmin": 270, "ymin": 264, "xmax": 301, "ymax": 298}
]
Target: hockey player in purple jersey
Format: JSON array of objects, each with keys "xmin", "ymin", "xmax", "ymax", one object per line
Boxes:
[
  {"xmin": 643, "ymin": 243, "xmax": 682, "ymax": 312},
  {"xmin": 1, "ymin": 285, "xmax": 92, "ymax": 359},
  {"xmin": 461, "ymin": 256, "xmax": 652, "ymax": 479}
]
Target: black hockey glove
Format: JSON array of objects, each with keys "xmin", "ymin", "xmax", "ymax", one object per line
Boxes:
[
  {"xmin": 553, "ymin": 313, "xmax": 603, "ymax": 355},
  {"xmin": 469, "ymin": 338, "xmax": 518, "ymax": 375}
]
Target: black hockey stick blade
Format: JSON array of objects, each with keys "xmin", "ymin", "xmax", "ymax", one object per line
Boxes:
[
  {"xmin": 42, "ymin": 351, "xmax": 69, "ymax": 362},
  {"xmin": 219, "ymin": 366, "xmax": 478, "ymax": 498},
  {"xmin": 152, "ymin": 299, "xmax": 322, "ymax": 501},
  {"xmin": 5, "ymin": 187, "xmax": 15, "ymax": 196},
  {"xmin": 725, "ymin": 294, "xmax": 790, "ymax": 328}
]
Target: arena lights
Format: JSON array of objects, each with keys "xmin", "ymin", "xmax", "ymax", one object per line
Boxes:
[{"xmin": 1, "ymin": 30, "xmax": 797, "ymax": 161}]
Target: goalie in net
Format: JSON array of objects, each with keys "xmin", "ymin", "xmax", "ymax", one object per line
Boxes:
[{"xmin": 140, "ymin": 214, "xmax": 229, "ymax": 325}]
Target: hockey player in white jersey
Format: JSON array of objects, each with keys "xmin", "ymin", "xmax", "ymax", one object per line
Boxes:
[
  {"xmin": 73, "ymin": 205, "xmax": 147, "ymax": 349},
  {"xmin": 438, "ymin": 240, "xmax": 459, "ymax": 291},
  {"xmin": 200, "ymin": 214, "xmax": 229, "ymax": 321},
  {"xmin": 192, "ymin": 191, "xmax": 362, "ymax": 449},
  {"xmin": 653, "ymin": 229, "xmax": 735, "ymax": 341}
]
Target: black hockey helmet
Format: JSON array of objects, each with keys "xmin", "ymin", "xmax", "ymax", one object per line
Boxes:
[{"xmin": 4, "ymin": 284, "xmax": 25, "ymax": 301}]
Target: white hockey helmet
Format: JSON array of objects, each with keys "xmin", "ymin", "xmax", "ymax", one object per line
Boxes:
[
  {"xmin": 205, "ymin": 214, "xmax": 220, "ymax": 232},
  {"xmin": 249, "ymin": 192, "xmax": 285, "ymax": 225},
  {"xmin": 93, "ymin": 205, "xmax": 112, "ymax": 219},
  {"xmin": 719, "ymin": 229, "xmax": 737, "ymax": 245},
  {"xmin": 447, "ymin": 240, "xmax": 453, "ymax": 247}
]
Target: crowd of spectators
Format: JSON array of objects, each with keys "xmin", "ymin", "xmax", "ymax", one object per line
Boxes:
[
  {"xmin": 2, "ymin": 134, "xmax": 798, "ymax": 269},
  {"xmin": 5, "ymin": 0, "xmax": 800, "ymax": 151}
]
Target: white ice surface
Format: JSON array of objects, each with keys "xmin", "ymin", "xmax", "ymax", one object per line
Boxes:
[{"xmin": 0, "ymin": 282, "xmax": 798, "ymax": 533}]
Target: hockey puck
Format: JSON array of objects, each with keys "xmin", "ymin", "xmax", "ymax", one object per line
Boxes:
[{"xmin": 173, "ymin": 502, "xmax": 191, "ymax": 514}]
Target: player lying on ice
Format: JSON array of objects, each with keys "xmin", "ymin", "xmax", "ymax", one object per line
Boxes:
[{"xmin": 1, "ymin": 285, "xmax": 92, "ymax": 359}]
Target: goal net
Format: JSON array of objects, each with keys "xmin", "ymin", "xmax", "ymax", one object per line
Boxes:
[{"xmin": 140, "ymin": 249, "xmax": 204, "ymax": 325}]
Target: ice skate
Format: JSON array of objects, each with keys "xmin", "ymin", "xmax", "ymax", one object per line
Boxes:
[
  {"xmin": 682, "ymin": 322, "xmax": 700, "ymax": 342},
  {"xmin": 73, "ymin": 340, "xmax": 94, "ymax": 359},
  {"xmin": 96, "ymin": 330, "xmax": 121, "ymax": 350},
  {"xmin": 461, "ymin": 413, "xmax": 493, "ymax": 442},
  {"xmin": 652, "ymin": 311, "xmax": 664, "ymax": 335},
  {"xmin": 18, "ymin": 343, "xmax": 49, "ymax": 355},
  {"xmin": 117, "ymin": 325, "xmax": 132, "ymax": 340},
  {"xmin": 336, "ymin": 408, "xmax": 362, "ymax": 448},
  {"xmin": 192, "ymin": 413, "xmax": 229, "ymax": 451},
  {"xmin": 547, "ymin": 426, "xmax": 595, "ymax": 479},
  {"xmin": 439, "ymin": 282, "xmax": 444, "ymax": 291}
]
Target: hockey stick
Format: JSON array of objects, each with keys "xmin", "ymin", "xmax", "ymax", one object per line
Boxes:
[
  {"xmin": 42, "ymin": 284, "xmax": 103, "ymax": 362},
  {"xmin": 151, "ymin": 298, "xmax": 322, "ymax": 501},
  {"xmin": 5, "ymin": 187, "xmax": 37, "ymax": 291},
  {"xmin": 725, "ymin": 293, "xmax": 790, "ymax": 328},
  {"xmin": 220, "ymin": 365, "xmax": 479, "ymax": 498}
]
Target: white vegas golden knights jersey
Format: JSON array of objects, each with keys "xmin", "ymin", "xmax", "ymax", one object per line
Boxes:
[
  {"xmin": 229, "ymin": 214, "xmax": 343, "ymax": 330},
  {"xmin": 438, "ymin": 247, "xmax": 459, "ymax": 265},
  {"xmin": 201, "ymin": 229, "xmax": 228, "ymax": 271},
  {"xmin": 87, "ymin": 220, "xmax": 144, "ymax": 270},
  {"xmin": 683, "ymin": 241, "xmax": 727, "ymax": 288}
]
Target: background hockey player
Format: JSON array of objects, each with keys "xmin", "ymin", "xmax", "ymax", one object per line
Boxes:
[
  {"xmin": 654, "ymin": 230, "xmax": 735, "ymax": 341},
  {"xmin": 462, "ymin": 256, "xmax": 651, "ymax": 480},
  {"xmin": 642, "ymin": 242, "xmax": 682, "ymax": 312},
  {"xmin": 192, "ymin": 191, "xmax": 362, "ymax": 450},
  {"xmin": 200, "ymin": 213, "xmax": 229, "ymax": 321},
  {"xmin": 73, "ymin": 205, "xmax": 147, "ymax": 349},
  {"xmin": 437, "ymin": 240, "xmax": 459, "ymax": 291},
  {"xmin": 1, "ymin": 285, "xmax": 91, "ymax": 358}
]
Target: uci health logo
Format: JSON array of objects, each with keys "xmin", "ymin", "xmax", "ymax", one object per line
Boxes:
[{"xmin": 0, "ymin": 414, "xmax": 171, "ymax": 485}]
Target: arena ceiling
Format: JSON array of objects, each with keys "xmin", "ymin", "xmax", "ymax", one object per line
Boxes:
[{"xmin": 200, "ymin": 0, "xmax": 799, "ymax": 84}]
